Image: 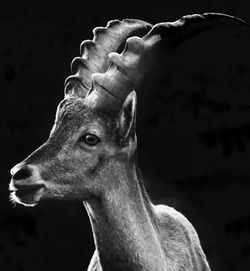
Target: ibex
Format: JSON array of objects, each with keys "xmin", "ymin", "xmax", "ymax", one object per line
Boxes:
[{"xmin": 9, "ymin": 13, "xmax": 247, "ymax": 271}]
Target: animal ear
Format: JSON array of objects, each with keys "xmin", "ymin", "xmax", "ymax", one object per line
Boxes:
[{"xmin": 119, "ymin": 91, "xmax": 137, "ymax": 144}]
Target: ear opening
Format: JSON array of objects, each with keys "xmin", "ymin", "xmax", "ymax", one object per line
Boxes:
[{"xmin": 119, "ymin": 91, "xmax": 137, "ymax": 144}]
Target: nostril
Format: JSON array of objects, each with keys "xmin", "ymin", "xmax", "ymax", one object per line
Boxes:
[{"xmin": 13, "ymin": 166, "xmax": 32, "ymax": 180}]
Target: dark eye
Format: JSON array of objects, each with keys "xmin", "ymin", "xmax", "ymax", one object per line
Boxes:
[{"xmin": 79, "ymin": 134, "xmax": 100, "ymax": 146}]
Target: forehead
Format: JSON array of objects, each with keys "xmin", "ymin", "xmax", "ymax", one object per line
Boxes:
[
  {"xmin": 54, "ymin": 97, "xmax": 115, "ymax": 133},
  {"xmin": 56, "ymin": 98, "xmax": 86, "ymax": 122}
]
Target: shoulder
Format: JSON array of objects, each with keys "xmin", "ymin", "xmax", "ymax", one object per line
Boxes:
[
  {"xmin": 153, "ymin": 204, "xmax": 199, "ymax": 239},
  {"xmin": 153, "ymin": 204, "xmax": 211, "ymax": 271}
]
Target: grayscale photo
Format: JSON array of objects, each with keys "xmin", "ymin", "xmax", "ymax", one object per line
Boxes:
[{"xmin": 1, "ymin": 1, "xmax": 250, "ymax": 270}]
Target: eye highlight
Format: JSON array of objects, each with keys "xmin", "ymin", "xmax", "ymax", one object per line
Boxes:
[{"xmin": 79, "ymin": 133, "xmax": 100, "ymax": 146}]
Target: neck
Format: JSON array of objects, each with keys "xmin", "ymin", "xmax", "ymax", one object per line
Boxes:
[{"xmin": 84, "ymin": 162, "xmax": 166, "ymax": 271}]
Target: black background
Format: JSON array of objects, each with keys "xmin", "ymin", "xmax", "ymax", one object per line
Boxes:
[{"xmin": 1, "ymin": 1, "xmax": 250, "ymax": 270}]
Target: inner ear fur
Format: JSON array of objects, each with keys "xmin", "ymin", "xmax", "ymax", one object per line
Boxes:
[{"xmin": 119, "ymin": 91, "xmax": 137, "ymax": 144}]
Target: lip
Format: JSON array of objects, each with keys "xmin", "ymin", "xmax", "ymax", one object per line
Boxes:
[
  {"xmin": 10, "ymin": 184, "xmax": 45, "ymax": 197},
  {"xmin": 14, "ymin": 185, "xmax": 44, "ymax": 197},
  {"xmin": 10, "ymin": 184, "xmax": 45, "ymax": 207},
  {"xmin": 9, "ymin": 172, "xmax": 46, "ymax": 206},
  {"xmin": 10, "ymin": 184, "xmax": 44, "ymax": 191},
  {"xmin": 9, "ymin": 179, "xmax": 45, "ymax": 192},
  {"xmin": 9, "ymin": 182, "xmax": 45, "ymax": 198}
]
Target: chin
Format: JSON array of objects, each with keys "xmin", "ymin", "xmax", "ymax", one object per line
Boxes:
[{"xmin": 9, "ymin": 187, "xmax": 44, "ymax": 207}]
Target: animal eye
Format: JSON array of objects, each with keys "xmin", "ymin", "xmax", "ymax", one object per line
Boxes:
[{"xmin": 79, "ymin": 134, "xmax": 100, "ymax": 146}]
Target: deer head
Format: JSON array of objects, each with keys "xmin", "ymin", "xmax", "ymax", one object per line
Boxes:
[
  {"xmin": 9, "ymin": 19, "xmax": 151, "ymax": 207},
  {"xmin": 9, "ymin": 13, "xmax": 247, "ymax": 207}
]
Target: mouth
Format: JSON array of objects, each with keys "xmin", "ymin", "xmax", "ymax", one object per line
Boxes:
[{"xmin": 9, "ymin": 183, "xmax": 45, "ymax": 207}]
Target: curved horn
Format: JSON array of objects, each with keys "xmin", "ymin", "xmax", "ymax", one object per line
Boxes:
[
  {"xmin": 64, "ymin": 19, "xmax": 152, "ymax": 98},
  {"xmin": 86, "ymin": 13, "xmax": 248, "ymax": 113}
]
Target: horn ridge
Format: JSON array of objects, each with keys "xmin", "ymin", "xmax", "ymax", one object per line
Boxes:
[
  {"xmin": 106, "ymin": 19, "xmax": 121, "ymax": 28},
  {"xmin": 70, "ymin": 57, "xmax": 89, "ymax": 74},
  {"xmin": 80, "ymin": 40, "xmax": 96, "ymax": 57},
  {"xmin": 64, "ymin": 75, "xmax": 88, "ymax": 98},
  {"xmin": 64, "ymin": 19, "xmax": 152, "ymax": 98},
  {"xmin": 88, "ymin": 12, "xmax": 248, "ymax": 110}
]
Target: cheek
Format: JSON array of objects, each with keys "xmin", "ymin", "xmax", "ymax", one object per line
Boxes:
[
  {"xmin": 41, "ymin": 149, "xmax": 101, "ymax": 183},
  {"xmin": 39, "ymin": 149, "xmax": 80, "ymax": 182},
  {"xmin": 85, "ymin": 154, "xmax": 105, "ymax": 178}
]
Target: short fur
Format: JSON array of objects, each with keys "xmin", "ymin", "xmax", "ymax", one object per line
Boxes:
[
  {"xmin": 9, "ymin": 94, "xmax": 211, "ymax": 271},
  {"xmin": 9, "ymin": 13, "xmax": 246, "ymax": 270}
]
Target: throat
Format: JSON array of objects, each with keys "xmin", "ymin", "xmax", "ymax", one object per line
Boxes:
[{"xmin": 84, "ymin": 176, "xmax": 165, "ymax": 271}]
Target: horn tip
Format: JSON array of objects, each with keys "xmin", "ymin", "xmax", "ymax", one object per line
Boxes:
[{"xmin": 187, "ymin": 12, "xmax": 249, "ymax": 28}]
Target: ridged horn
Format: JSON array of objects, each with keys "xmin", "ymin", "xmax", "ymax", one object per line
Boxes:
[
  {"xmin": 64, "ymin": 19, "xmax": 152, "ymax": 98},
  {"xmin": 86, "ymin": 13, "xmax": 248, "ymax": 113}
]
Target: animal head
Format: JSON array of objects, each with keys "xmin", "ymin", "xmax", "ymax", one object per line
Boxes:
[{"xmin": 9, "ymin": 13, "xmax": 247, "ymax": 207}]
